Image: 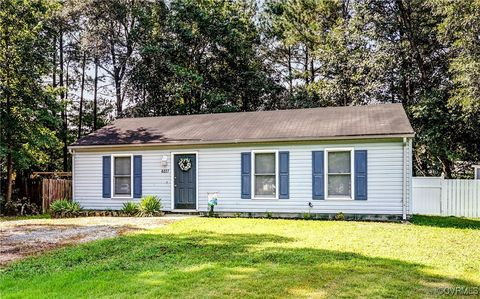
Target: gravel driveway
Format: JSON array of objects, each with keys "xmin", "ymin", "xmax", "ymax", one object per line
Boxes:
[{"xmin": 0, "ymin": 215, "xmax": 193, "ymax": 266}]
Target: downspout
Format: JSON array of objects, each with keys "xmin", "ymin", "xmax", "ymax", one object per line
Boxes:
[
  {"xmin": 69, "ymin": 148, "xmax": 75, "ymax": 202},
  {"xmin": 402, "ymin": 137, "xmax": 408, "ymax": 221},
  {"xmin": 408, "ymin": 138, "xmax": 413, "ymax": 218}
]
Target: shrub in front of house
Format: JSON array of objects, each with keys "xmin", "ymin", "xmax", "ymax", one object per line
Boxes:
[
  {"xmin": 49, "ymin": 199, "xmax": 83, "ymax": 218},
  {"xmin": 2, "ymin": 197, "xmax": 40, "ymax": 216},
  {"xmin": 138, "ymin": 195, "xmax": 163, "ymax": 216},
  {"xmin": 49, "ymin": 199, "xmax": 70, "ymax": 213},
  {"xmin": 121, "ymin": 202, "xmax": 139, "ymax": 216},
  {"xmin": 335, "ymin": 212, "xmax": 345, "ymax": 221}
]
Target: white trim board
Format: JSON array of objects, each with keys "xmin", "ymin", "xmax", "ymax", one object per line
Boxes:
[
  {"xmin": 251, "ymin": 150, "xmax": 279, "ymax": 200},
  {"xmin": 324, "ymin": 148, "xmax": 355, "ymax": 200}
]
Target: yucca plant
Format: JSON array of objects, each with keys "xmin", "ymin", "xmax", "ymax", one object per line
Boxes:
[
  {"xmin": 121, "ymin": 201, "xmax": 139, "ymax": 216},
  {"xmin": 138, "ymin": 195, "xmax": 162, "ymax": 216},
  {"xmin": 69, "ymin": 201, "xmax": 82, "ymax": 213},
  {"xmin": 49, "ymin": 199, "xmax": 71, "ymax": 214},
  {"xmin": 49, "ymin": 199, "xmax": 82, "ymax": 217}
]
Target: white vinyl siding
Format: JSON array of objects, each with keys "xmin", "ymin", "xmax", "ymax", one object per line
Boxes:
[
  {"xmin": 73, "ymin": 140, "xmax": 409, "ymax": 215},
  {"xmin": 74, "ymin": 151, "xmax": 172, "ymax": 210}
]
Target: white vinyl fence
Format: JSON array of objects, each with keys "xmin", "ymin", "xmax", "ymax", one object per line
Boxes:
[{"xmin": 412, "ymin": 177, "xmax": 480, "ymax": 217}]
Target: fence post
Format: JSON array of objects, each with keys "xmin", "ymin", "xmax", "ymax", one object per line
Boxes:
[
  {"xmin": 437, "ymin": 175, "xmax": 445, "ymax": 216},
  {"xmin": 42, "ymin": 179, "xmax": 47, "ymax": 213}
]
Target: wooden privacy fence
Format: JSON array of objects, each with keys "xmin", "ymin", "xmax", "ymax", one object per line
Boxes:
[
  {"xmin": 42, "ymin": 179, "xmax": 72, "ymax": 213},
  {"xmin": 412, "ymin": 177, "xmax": 480, "ymax": 217}
]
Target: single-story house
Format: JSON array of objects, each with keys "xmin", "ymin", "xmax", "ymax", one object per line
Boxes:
[{"xmin": 69, "ymin": 104, "xmax": 415, "ymax": 220}]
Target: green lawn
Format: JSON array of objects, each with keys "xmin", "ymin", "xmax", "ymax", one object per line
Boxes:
[
  {"xmin": 1, "ymin": 216, "xmax": 479, "ymax": 298},
  {"xmin": 0, "ymin": 214, "xmax": 51, "ymax": 222}
]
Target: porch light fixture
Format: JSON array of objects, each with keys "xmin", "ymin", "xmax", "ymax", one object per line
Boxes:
[{"xmin": 161, "ymin": 155, "xmax": 168, "ymax": 166}]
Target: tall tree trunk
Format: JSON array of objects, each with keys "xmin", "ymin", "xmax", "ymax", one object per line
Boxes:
[
  {"xmin": 110, "ymin": 35, "xmax": 122, "ymax": 117},
  {"xmin": 287, "ymin": 46, "xmax": 293, "ymax": 94},
  {"xmin": 78, "ymin": 52, "xmax": 86, "ymax": 139},
  {"xmin": 59, "ymin": 28, "xmax": 68, "ymax": 172},
  {"xmin": 4, "ymin": 27, "xmax": 13, "ymax": 203},
  {"xmin": 52, "ymin": 35, "xmax": 56, "ymax": 88},
  {"xmin": 49, "ymin": 34, "xmax": 57, "ymax": 171},
  {"xmin": 114, "ymin": 72, "xmax": 122, "ymax": 116},
  {"xmin": 242, "ymin": 95, "xmax": 248, "ymax": 112},
  {"xmin": 310, "ymin": 59, "xmax": 314, "ymax": 83},
  {"xmin": 5, "ymin": 69, "xmax": 13, "ymax": 203},
  {"xmin": 304, "ymin": 46, "xmax": 309, "ymax": 85},
  {"xmin": 440, "ymin": 156, "xmax": 453, "ymax": 179},
  {"xmin": 5, "ymin": 148, "xmax": 13, "ymax": 203},
  {"xmin": 396, "ymin": 0, "xmax": 428, "ymax": 86},
  {"xmin": 93, "ymin": 57, "xmax": 98, "ymax": 131}
]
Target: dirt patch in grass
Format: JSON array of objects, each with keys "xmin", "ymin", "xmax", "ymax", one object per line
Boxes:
[{"xmin": 0, "ymin": 215, "xmax": 193, "ymax": 266}]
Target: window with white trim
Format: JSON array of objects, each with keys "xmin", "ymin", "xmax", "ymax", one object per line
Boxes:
[
  {"xmin": 113, "ymin": 156, "xmax": 132, "ymax": 197},
  {"xmin": 253, "ymin": 152, "xmax": 277, "ymax": 198},
  {"xmin": 327, "ymin": 150, "xmax": 353, "ymax": 199}
]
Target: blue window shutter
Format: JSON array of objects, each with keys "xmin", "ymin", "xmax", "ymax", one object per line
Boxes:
[
  {"xmin": 312, "ymin": 151, "xmax": 324, "ymax": 200},
  {"xmin": 133, "ymin": 155, "xmax": 142, "ymax": 198},
  {"xmin": 102, "ymin": 156, "xmax": 111, "ymax": 198},
  {"xmin": 279, "ymin": 151, "xmax": 289, "ymax": 199},
  {"xmin": 241, "ymin": 152, "xmax": 251, "ymax": 199},
  {"xmin": 355, "ymin": 150, "xmax": 367, "ymax": 200}
]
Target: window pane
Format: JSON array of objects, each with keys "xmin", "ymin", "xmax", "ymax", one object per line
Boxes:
[
  {"xmin": 476, "ymin": 168, "xmax": 480, "ymax": 180},
  {"xmin": 328, "ymin": 174, "xmax": 351, "ymax": 196},
  {"xmin": 255, "ymin": 153, "xmax": 275, "ymax": 174},
  {"xmin": 328, "ymin": 151, "xmax": 350, "ymax": 173},
  {"xmin": 255, "ymin": 175, "xmax": 276, "ymax": 197},
  {"xmin": 115, "ymin": 157, "xmax": 131, "ymax": 175},
  {"xmin": 114, "ymin": 177, "xmax": 131, "ymax": 195}
]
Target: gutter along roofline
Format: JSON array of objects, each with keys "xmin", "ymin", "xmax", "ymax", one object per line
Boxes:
[{"xmin": 69, "ymin": 133, "xmax": 415, "ymax": 151}]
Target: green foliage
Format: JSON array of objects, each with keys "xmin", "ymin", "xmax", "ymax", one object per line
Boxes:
[
  {"xmin": 334, "ymin": 212, "xmax": 345, "ymax": 221},
  {"xmin": 49, "ymin": 199, "xmax": 71, "ymax": 214},
  {"xmin": 0, "ymin": 0, "xmax": 62, "ymax": 174},
  {"xmin": 138, "ymin": 195, "xmax": 162, "ymax": 216},
  {"xmin": 1, "ymin": 197, "xmax": 40, "ymax": 216},
  {"xmin": 49, "ymin": 199, "xmax": 82, "ymax": 215},
  {"xmin": 121, "ymin": 202, "xmax": 139, "ymax": 216},
  {"xmin": 265, "ymin": 211, "xmax": 273, "ymax": 219},
  {"xmin": 436, "ymin": 0, "xmax": 480, "ymax": 113},
  {"xmin": 69, "ymin": 201, "xmax": 82, "ymax": 213},
  {"xmin": 411, "ymin": 215, "xmax": 480, "ymax": 230},
  {"xmin": 302, "ymin": 213, "xmax": 312, "ymax": 220},
  {"xmin": 0, "ymin": 214, "xmax": 51, "ymax": 222},
  {"xmin": 2, "ymin": 0, "xmax": 480, "ymax": 185},
  {"xmin": 129, "ymin": 0, "xmax": 280, "ymax": 116}
]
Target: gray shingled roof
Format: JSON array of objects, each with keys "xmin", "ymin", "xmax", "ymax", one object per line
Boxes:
[{"xmin": 72, "ymin": 104, "xmax": 414, "ymax": 147}]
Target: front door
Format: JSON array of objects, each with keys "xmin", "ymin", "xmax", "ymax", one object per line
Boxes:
[{"xmin": 174, "ymin": 154, "xmax": 196, "ymax": 209}]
